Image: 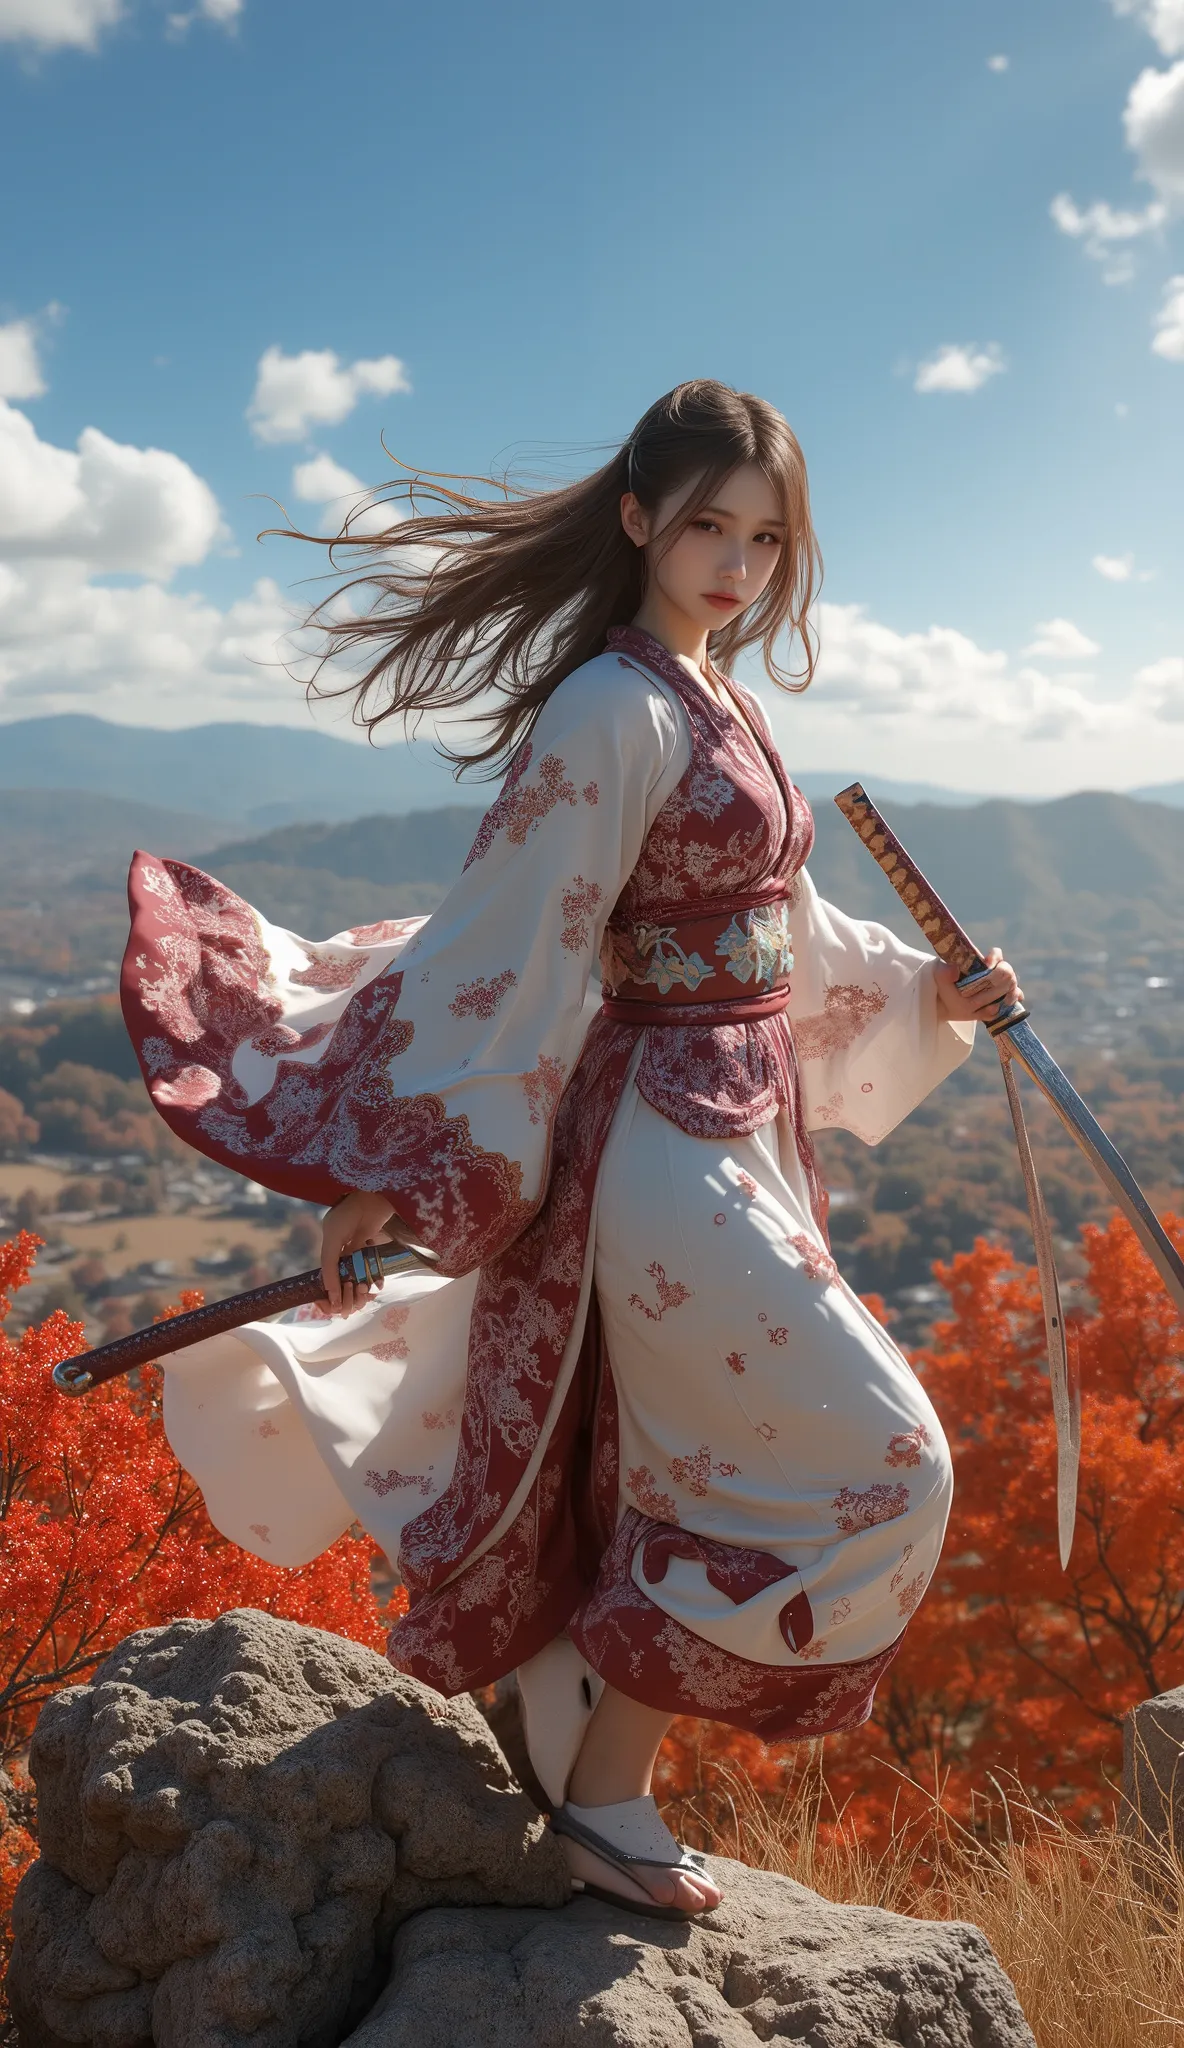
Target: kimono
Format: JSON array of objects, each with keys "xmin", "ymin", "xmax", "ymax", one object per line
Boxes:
[{"xmin": 123, "ymin": 625, "xmax": 974, "ymax": 1741}]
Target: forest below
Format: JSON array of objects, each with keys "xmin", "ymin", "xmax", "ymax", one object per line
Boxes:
[{"xmin": 1, "ymin": 783, "xmax": 1182, "ymax": 1342}]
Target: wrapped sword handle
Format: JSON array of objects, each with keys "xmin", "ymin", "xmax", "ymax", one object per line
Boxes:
[
  {"xmin": 52, "ymin": 1240, "xmax": 437, "ymax": 1397},
  {"xmin": 833, "ymin": 783, "xmax": 1029, "ymax": 1034},
  {"xmin": 833, "ymin": 784, "xmax": 985, "ymax": 976}
]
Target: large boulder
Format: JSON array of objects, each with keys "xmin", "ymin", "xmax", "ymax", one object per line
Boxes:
[
  {"xmin": 7, "ymin": 1609, "xmax": 567, "ymax": 2048},
  {"xmin": 7, "ymin": 1607, "xmax": 1034, "ymax": 2048},
  {"xmin": 343, "ymin": 1859, "xmax": 1035, "ymax": 2048}
]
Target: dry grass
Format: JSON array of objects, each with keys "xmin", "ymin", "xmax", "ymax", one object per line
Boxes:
[{"xmin": 666, "ymin": 1758, "xmax": 1184, "ymax": 2048}]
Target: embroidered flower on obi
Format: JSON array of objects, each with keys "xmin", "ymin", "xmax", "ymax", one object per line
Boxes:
[
  {"xmin": 715, "ymin": 901, "xmax": 793, "ymax": 988},
  {"xmin": 629, "ymin": 923, "xmax": 716, "ymax": 995}
]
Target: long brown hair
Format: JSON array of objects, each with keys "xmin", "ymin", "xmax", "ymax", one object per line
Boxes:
[{"xmin": 274, "ymin": 378, "xmax": 822, "ymax": 776}]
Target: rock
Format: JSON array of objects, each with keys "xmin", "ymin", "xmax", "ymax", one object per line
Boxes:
[
  {"xmin": 1123, "ymin": 1685, "xmax": 1184, "ymax": 1852},
  {"xmin": 342, "ymin": 1857, "xmax": 1035, "ymax": 2048},
  {"xmin": 7, "ymin": 1609, "xmax": 567, "ymax": 2048},
  {"xmin": 8, "ymin": 1608, "xmax": 1033, "ymax": 2048}
]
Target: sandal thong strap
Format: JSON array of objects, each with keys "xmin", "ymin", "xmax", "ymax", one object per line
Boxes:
[{"xmin": 552, "ymin": 1795, "xmax": 707, "ymax": 1873}]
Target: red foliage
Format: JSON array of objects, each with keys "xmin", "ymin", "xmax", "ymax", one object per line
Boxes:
[
  {"xmin": 0, "ymin": 1233, "xmax": 405, "ymax": 1958},
  {"xmin": 657, "ymin": 1214, "xmax": 1184, "ymax": 1841}
]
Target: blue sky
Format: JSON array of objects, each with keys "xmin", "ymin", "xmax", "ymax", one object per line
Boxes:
[{"xmin": 1, "ymin": 0, "xmax": 1182, "ymax": 794}]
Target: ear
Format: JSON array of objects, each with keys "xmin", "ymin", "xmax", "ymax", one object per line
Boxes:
[{"xmin": 620, "ymin": 491, "xmax": 650, "ymax": 550}]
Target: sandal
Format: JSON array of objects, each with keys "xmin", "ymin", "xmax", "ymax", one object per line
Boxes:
[{"xmin": 551, "ymin": 1795, "xmax": 719, "ymax": 1923}]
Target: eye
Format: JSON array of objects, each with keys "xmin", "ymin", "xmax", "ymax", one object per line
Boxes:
[
  {"xmin": 692, "ymin": 518, "xmax": 721, "ymax": 533},
  {"xmin": 755, "ymin": 530, "xmax": 784, "ymax": 547}
]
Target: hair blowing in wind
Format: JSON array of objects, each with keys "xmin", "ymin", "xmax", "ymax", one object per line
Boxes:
[{"xmin": 274, "ymin": 378, "xmax": 822, "ymax": 775}]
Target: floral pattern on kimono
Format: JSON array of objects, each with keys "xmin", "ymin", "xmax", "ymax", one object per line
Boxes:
[{"xmin": 129, "ymin": 625, "xmax": 973, "ymax": 1740}]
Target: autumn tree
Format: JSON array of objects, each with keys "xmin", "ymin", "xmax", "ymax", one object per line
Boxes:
[
  {"xmin": 0, "ymin": 1231, "xmax": 404, "ymax": 1965},
  {"xmin": 659, "ymin": 1214, "xmax": 1184, "ymax": 1842}
]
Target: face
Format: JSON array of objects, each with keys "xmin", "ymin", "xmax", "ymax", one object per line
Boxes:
[{"xmin": 621, "ymin": 460, "xmax": 786, "ymax": 635}]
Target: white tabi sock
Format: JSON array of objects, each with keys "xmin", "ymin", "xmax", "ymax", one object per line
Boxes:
[{"xmin": 515, "ymin": 1633, "xmax": 605, "ymax": 1807}]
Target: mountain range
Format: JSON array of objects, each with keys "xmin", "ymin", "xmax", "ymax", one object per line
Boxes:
[
  {"xmin": 4, "ymin": 713, "xmax": 1182, "ymax": 827},
  {"xmin": 4, "ymin": 786, "xmax": 1172, "ymax": 965},
  {"xmin": 200, "ymin": 790, "xmax": 1184, "ymax": 956}
]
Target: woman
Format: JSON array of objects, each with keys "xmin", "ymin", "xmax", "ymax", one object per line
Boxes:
[{"xmin": 124, "ymin": 380, "xmax": 1019, "ymax": 1922}]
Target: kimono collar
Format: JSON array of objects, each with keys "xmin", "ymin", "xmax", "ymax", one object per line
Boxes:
[
  {"xmin": 606, "ymin": 624, "xmax": 719, "ymax": 701},
  {"xmin": 605, "ymin": 625, "xmax": 812, "ymax": 885}
]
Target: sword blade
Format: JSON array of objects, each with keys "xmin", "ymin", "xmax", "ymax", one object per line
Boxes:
[
  {"xmin": 998, "ymin": 1044, "xmax": 1080, "ymax": 1567},
  {"xmin": 997, "ymin": 1015, "xmax": 1184, "ymax": 1318}
]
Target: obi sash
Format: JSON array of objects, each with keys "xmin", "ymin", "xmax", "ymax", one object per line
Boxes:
[{"xmin": 600, "ymin": 894, "xmax": 793, "ymax": 1027}]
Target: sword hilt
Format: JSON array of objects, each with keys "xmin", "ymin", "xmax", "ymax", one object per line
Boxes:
[
  {"xmin": 834, "ymin": 783, "xmax": 1029, "ymax": 1033},
  {"xmin": 52, "ymin": 1239, "xmax": 436, "ymax": 1397}
]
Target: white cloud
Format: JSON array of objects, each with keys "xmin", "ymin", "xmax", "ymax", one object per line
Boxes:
[
  {"xmin": 1023, "ymin": 618, "xmax": 1102, "ymax": 660},
  {"xmin": 913, "ymin": 344, "xmax": 1006, "ymax": 394},
  {"xmin": 1135, "ymin": 655, "xmax": 1184, "ymax": 718},
  {"xmin": 0, "ymin": 400, "xmax": 223, "ymax": 577},
  {"xmin": 0, "ymin": 0, "xmax": 121, "ymax": 49},
  {"xmin": 1152, "ymin": 272, "xmax": 1184, "ymax": 355},
  {"xmin": 1092, "ymin": 550, "xmax": 1155, "ymax": 581},
  {"xmin": 1049, "ymin": 192, "xmax": 1166, "ymax": 281},
  {"xmin": 0, "ymin": 563, "xmax": 300, "ymax": 722},
  {"xmin": 290, "ymin": 452, "xmax": 404, "ymax": 540},
  {"xmin": 0, "ymin": 395, "xmax": 284, "ymax": 726},
  {"xmin": 987, "ymin": 53, "xmax": 1009, "ymax": 72},
  {"xmin": 1124, "ymin": 59, "xmax": 1184, "ymax": 200},
  {"xmin": 0, "ymin": 319, "xmax": 45, "ymax": 400},
  {"xmin": 248, "ymin": 346, "xmax": 411, "ymax": 445},
  {"xmin": 1112, "ymin": 0, "xmax": 1184, "ymax": 57},
  {"xmin": 809, "ymin": 605, "xmax": 1112, "ymax": 742},
  {"xmin": 292, "ymin": 452, "xmax": 365, "ymax": 502},
  {"xmin": 167, "ymin": 0, "xmax": 243, "ymax": 37}
]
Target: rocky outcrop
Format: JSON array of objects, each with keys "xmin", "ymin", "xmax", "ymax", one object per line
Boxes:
[
  {"xmin": 7, "ymin": 1609, "xmax": 566, "ymax": 2048},
  {"xmin": 346, "ymin": 1857, "xmax": 1035, "ymax": 2047},
  {"xmin": 8, "ymin": 1608, "xmax": 1035, "ymax": 2048}
]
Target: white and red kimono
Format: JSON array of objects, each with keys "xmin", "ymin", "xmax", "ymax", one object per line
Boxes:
[{"xmin": 123, "ymin": 626, "xmax": 974, "ymax": 1739}]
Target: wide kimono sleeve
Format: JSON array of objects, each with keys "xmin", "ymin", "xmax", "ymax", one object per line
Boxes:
[
  {"xmin": 786, "ymin": 866, "xmax": 975, "ymax": 1144},
  {"xmin": 122, "ymin": 655, "xmax": 686, "ymax": 1275}
]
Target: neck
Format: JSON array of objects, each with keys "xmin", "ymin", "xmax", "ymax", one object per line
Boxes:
[{"xmin": 630, "ymin": 590, "xmax": 709, "ymax": 675}]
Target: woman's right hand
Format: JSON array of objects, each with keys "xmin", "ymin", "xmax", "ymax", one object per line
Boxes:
[{"xmin": 320, "ymin": 1190, "xmax": 402, "ymax": 1315}]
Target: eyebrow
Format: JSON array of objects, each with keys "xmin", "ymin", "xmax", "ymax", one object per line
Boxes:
[{"xmin": 701, "ymin": 503, "xmax": 786, "ymax": 525}]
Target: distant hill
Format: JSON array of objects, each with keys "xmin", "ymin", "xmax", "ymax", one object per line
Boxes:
[
  {"xmin": 0, "ymin": 714, "xmax": 466, "ymax": 828},
  {"xmin": 1131, "ymin": 781, "xmax": 1184, "ymax": 807},
  {"xmin": 0, "ymin": 789, "xmax": 232, "ymax": 888},
  {"xmin": 163, "ymin": 787, "xmax": 1184, "ymax": 956},
  {"xmin": 16, "ymin": 712, "xmax": 1182, "ymax": 826},
  {"xmin": 207, "ymin": 810, "xmax": 487, "ymax": 932},
  {"xmin": 807, "ymin": 789, "xmax": 1184, "ymax": 953},
  {"xmin": 3, "ymin": 784, "xmax": 1183, "ymax": 980}
]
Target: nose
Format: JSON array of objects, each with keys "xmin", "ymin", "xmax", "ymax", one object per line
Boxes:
[{"xmin": 718, "ymin": 546, "xmax": 747, "ymax": 584}]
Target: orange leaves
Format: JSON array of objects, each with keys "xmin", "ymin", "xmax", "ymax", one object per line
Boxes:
[
  {"xmin": 0, "ymin": 1229, "xmax": 42, "ymax": 1318},
  {"xmin": 657, "ymin": 1213, "xmax": 1184, "ymax": 1846},
  {"xmin": 0, "ymin": 1237, "xmax": 402, "ymax": 1774},
  {"xmin": 852, "ymin": 1212, "xmax": 1184, "ymax": 1830}
]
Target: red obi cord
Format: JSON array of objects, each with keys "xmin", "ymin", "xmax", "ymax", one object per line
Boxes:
[
  {"xmin": 601, "ymin": 985, "xmax": 791, "ymax": 1026},
  {"xmin": 600, "ymin": 894, "xmax": 794, "ymax": 1028}
]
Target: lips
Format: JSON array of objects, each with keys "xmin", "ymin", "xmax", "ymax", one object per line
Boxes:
[{"xmin": 704, "ymin": 594, "xmax": 741, "ymax": 611}]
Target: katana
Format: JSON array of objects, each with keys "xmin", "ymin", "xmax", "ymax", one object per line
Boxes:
[
  {"xmin": 836, "ymin": 783, "xmax": 1184, "ymax": 1572},
  {"xmin": 52, "ymin": 1239, "xmax": 437, "ymax": 1398}
]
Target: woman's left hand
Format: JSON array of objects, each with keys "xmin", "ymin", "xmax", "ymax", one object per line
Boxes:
[{"xmin": 933, "ymin": 945, "xmax": 1023, "ymax": 1024}]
